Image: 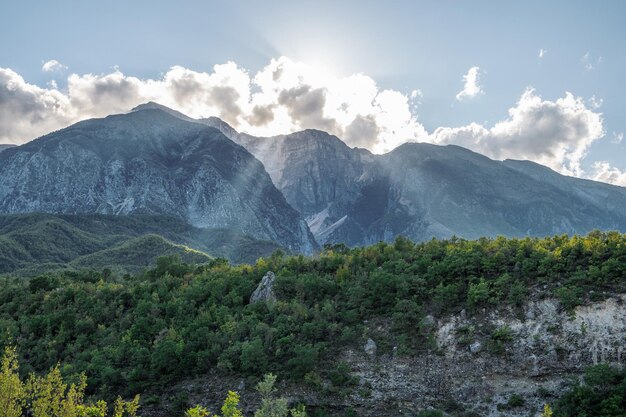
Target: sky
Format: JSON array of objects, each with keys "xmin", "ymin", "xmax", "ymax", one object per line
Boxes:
[{"xmin": 1, "ymin": 0, "xmax": 625, "ymax": 185}]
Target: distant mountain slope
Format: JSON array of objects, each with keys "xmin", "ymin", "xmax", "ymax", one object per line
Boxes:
[
  {"xmin": 374, "ymin": 143, "xmax": 626, "ymax": 240},
  {"xmin": 0, "ymin": 213, "xmax": 281, "ymax": 276},
  {"xmin": 0, "ymin": 144, "xmax": 16, "ymax": 153},
  {"xmin": 69, "ymin": 234, "xmax": 210, "ymax": 271},
  {"xmin": 0, "ymin": 108, "xmax": 316, "ymax": 254},
  {"xmin": 200, "ymin": 114, "xmax": 626, "ymax": 246}
]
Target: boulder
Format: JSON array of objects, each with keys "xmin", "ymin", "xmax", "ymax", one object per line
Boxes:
[
  {"xmin": 250, "ymin": 271, "xmax": 277, "ymax": 304},
  {"xmin": 364, "ymin": 338, "xmax": 377, "ymax": 357}
]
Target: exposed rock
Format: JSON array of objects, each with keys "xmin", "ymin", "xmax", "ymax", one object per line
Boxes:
[
  {"xmin": 364, "ymin": 338, "xmax": 377, "ymax": 357},
  {"xmin": 250, "ymin": 271, "xmax": 277, "ymax": 304},
  {"xmin": 144, "ymin": 294, "xmax": 626, "ymax": 417},
  {"xmin": 0, "ymin": 144, "xmax": 16, "ymax": 153},
  {"xmin": 469, "ymin": 341, "xmax": 482, "ymax": 354}
]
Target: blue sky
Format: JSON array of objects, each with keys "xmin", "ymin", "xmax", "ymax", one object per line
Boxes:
[{"xmin": 1, "ymin": 0, "xmax": 625, "ymax": 183}]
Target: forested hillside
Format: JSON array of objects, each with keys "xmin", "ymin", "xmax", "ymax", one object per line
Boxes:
[
  {"xmin": 0, "ymin": 213, "xmax": 281, "ymax": 276},
  {"xmin": 1, "ymin": 232, "xmax": 626, "ymax": 415}
]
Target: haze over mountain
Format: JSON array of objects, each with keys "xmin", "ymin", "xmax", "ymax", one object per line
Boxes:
[{"xmin": 0, "ymin": 106, "xmax": 317, "ymax": 254}]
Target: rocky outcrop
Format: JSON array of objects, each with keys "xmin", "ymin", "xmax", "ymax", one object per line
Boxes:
[
  {"xmin": 143, "ymin": 294, "xmax": 626, "ymax": 417},
  {"xmin": 340, "ymin": 295, "xmax": 626, "ymax": 416},
  {"xmin": 250, "ymin": 271, "xmax": 277, "ymax": 303},
  {"xmin": 0, "ymin": 108, "xmax": 317, "ymax": 254},
  {"xmin": 363, "ymin": 338, "xmax": 377, "ymax": 357}
]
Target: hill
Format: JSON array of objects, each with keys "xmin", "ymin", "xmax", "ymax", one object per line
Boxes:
[
  {"xmin": 2, "ymin": 232, "xmax": 626, "ymax": 416},
  {"xmin": 0, "ymin": 213, "xmax": 281, "ymax": 276}
]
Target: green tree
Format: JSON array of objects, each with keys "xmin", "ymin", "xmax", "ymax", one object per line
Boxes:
[
  {"xmin": 255, "ymin": 373, "xmax": 288, "ymax": 417},
  {"xmin": 541, "ymin": 404, "xmax": 553, "ymax": 417},
  {"xmin": 0, "ymin": 346, "xmax": 24, "ymax": 417},
  {"xmin": 240, "ymin": 338, "xmax": 268, "ymax": 374},
  {"xmin": 185, "ymin": 405, "xmax": 212, "ymax": 417},
  {"xmin": 467, "ymin": 279, "xmax": 490, "ymax": 307},
  {"xmin": 221, "ymin": 391, "xmax": 243, "ymax": 417}
]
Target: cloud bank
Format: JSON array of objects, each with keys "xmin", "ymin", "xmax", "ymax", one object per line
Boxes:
[
  {"xmin": 0, "ymin": 57, "xmax": 617, "ymax": 184},
  {"xmin": 431, "ymin": 88, "xmax": 604, "ymax": 176}
]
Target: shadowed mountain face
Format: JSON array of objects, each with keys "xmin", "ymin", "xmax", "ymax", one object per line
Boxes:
[
  {"xmin": 201, "ymin": 115, "xmax": 626, "ymax": 246},
  {"xmin": 0, "ymin": 144, "xmax": 16, "ymax": 153},
  {"xmin": 0, "ymin": 108, "xmax": 317, "ymax": 254}
]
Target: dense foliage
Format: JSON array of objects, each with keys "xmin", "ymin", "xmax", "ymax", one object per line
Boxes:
[
  {"xmin": 0, "ymin": 346, "xmax": 140, "ymax": 417},
  {"xmin": 0, "ymin": 231, "xmax": 625, "ymax": 409},
  {"xmin": 554, "ymin": 364, "xmax": 626, "ymax": 416}
]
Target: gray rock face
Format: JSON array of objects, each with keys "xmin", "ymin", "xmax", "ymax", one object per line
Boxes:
[
  {"xmin": 250, "ymin": 271, "xmax": 277, "ymax": 303},
  {"xmin": 0, "ymin": 108, "xmax": 317, "ymax": 254},
  {"xmin": 376, "ymin": 143, "xmax": 626, "ymax": 242},
  {"xmin": 14, "ymin": 104, "xmax": 623, "ymax": 253},
  {"xmin": 201, "ymin": 117, "xmax": 626, "ymax": 247}
]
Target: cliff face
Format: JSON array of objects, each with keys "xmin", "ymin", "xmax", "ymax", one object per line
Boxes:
[
  {"xmin": 0, "ymin": 108, "xmax": 317, "ymax": 254},
  {"xmin": 343, "ymin": 295, "xmax": 626, "ymax": 416},
  {"xmin": 144, "ymin": 294, "xmax": 626, "ymax": 417}
]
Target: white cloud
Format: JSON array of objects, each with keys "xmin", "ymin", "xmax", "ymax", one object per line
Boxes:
[
  {"xmin": 0, "ymin": 68, "xmax": 74, "ymax": 144},
  {"xmin": 430, "ymin": 88, "xmax": 604, "ymax": 176},
  {"xmin": 0, "ymin": 59, "xmax": 609, "ymax": 183},
  {"xmin": 456, "ymin": 66, "xmax": 483, "ymax": 101},
  {"xmin": 538, "ymin": 49, "xmax": 547, "ymax": 59},
  {"xmin": 588, "ymin": 95, "xmax": 603, "ymax": 109},
  {"xmin": 612, "ymin": 131, "xmax": 624, "ymax": 144},
  {"xmin": 41, "ymin": 60, "xmax": 67, "ymax": 72},
  {"xmin": 581, "ymin": 52, "xmax": 602, "ymax": 71},
  {"xmin": 592, "ymin": 161, "xmax": 626, "ymax": 187}
]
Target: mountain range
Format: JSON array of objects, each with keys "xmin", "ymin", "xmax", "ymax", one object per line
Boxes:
[
  {"xmin": 0, "ymin": 101, "xmax": 624, "ymax": 273},
  {"xmin": 200, "ymin": 109, "xmax": 626, "ymax": 246}
]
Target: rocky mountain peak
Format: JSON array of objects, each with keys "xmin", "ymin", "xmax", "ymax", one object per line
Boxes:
[{"xmin": 0, "ymin": 110, "xmax": 317, "ymax": 254}]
